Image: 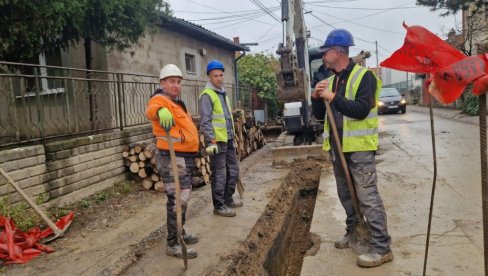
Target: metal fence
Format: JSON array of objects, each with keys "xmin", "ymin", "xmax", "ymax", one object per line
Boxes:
[{"xmin": 0, "ymin": 61, "xmax": 247, "ymax": 147}]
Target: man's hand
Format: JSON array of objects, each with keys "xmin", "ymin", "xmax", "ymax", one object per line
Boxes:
[
  {"xmin": 312, "ymin": 80, "xmax": 336, "ymax": 102},
  {"xmin": 157, "ymin": 108, "xmax": 174, "ymax": 132},
  {"xmin": 205, "ymin": 144, "xmax": 219, "ymax": 156},
  {"xmin": 312, "ymin": 79, "xmax": 330, "ymax": 99},
  {"xmin": 319, "ymin": 87, "xmax": 336, "ymax": 102}
]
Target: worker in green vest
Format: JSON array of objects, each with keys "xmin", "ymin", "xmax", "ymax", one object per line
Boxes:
[
  {"xmin": 311, "ymin": 29, "xmax": 393, "ymax": 268},
  {"xmin": 199, "ymin": 60, "xmax": 242, "ymax": 217}
]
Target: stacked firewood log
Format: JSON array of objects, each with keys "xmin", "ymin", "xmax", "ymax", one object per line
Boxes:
[
  {"xmin": 122, "ymin": 142, "xmax": 166, "ymax": 192},
  {"xmin": 193, "ymin": 134, "xmax": 211, "ymax": 187},
  {"xmin": 232, "ymin": 109, "xmax": 266, "ymax": 160},
  {"xmin": 122, "ymin": 109, "xmax": 265, "ymax": 190}
]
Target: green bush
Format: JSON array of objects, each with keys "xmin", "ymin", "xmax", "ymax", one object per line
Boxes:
[{"xmin": 461, "ymin": 94, "xmax": 479, "ymax": 116}]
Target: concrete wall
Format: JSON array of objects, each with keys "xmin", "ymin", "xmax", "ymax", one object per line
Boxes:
[
  {"xmin": 0, "ymin": 125, "xmax": 153, "ymax": 208},
  {"xmin": 105, "ymin": 28, "xmax": 238, "ymax": 114},
  {"xmin": 106, "ymin": 28, "xmax": 236, "ymax": 86}
]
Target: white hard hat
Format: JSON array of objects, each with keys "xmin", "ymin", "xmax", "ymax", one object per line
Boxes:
[{"xmin": 159, "ymin": 64, "xmax": 183, "ymax": 80}]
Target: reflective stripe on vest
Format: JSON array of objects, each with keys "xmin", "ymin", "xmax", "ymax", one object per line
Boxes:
[
  {"xmin": 322, "ymin": 65, "xmax": 381, "ymax": 152},
  {"xmin": 199, "ymin": 88, "xmax": 234, "ymax": 142},
  {"xmin": 157, "ymin": 136, "xmax": 182, "ymax": 143}
]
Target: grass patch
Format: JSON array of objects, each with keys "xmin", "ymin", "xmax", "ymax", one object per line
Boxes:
[
  {"xmin": 0, "ymin": 180, "xmax": 139, "ymax": 232},
  {"xmin": 0, "ymin": 197, "xmax": 41, "ymax": 232}
]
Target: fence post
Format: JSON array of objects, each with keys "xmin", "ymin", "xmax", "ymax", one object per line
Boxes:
[
  {"xmin": 8, "ymin": 76, "xmax": 21, "ymax": 141},
  {"xmin": 116, "ymin": 73, "xmax": 124, "ymax": 131},
  {"xmin": 64, "ymin": 78, "xmax": 72, "ymax": 133},
  {"xmin": 34, "ymin": 69, "xmax": 45, "ymax": 141}
]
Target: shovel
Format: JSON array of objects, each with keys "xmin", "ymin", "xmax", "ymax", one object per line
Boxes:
[
  {"xmin": 0, "ymin": 167, "xmax": 73, "ymax": 243},
  {"xmin": 324, "ymin": 99, "xmax": 371, "ymax": 252},
  {"xmin": 166, "ymin": 131, "xmax": 188, "ymax": 269},
  {"xmin": 237, "ymin": 177, "xmax": 245, "ymax": 199}
]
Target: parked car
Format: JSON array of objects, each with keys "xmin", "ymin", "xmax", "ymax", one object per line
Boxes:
[{"xmin": 378, "ymin": 88, "xmax": 406, "ymax": 114}]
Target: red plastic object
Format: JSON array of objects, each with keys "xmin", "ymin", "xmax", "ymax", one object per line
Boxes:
[
  {"xmin": 381, "ymin": 23, "xmax": 488, "ymax": 103},
  {"xmin": 0, "ymin": 211, "xmax": 74, "ymax": 264}
]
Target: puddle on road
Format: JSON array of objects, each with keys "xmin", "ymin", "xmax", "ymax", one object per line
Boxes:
[{"xmin": 202, "ymin": 160, "xmax": 324, "ymax": 276}]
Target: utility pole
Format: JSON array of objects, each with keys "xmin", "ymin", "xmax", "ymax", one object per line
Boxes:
[{"xmin": 375, "ymin": 41, "xmax": 379, "ymax": 68}]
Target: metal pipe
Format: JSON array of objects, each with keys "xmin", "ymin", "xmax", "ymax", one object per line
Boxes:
[
  {"xmin": 423, "ymin": 94, "xmax": 438, "ymax": 276},
  {"xmin": 479, "ymin": 94, "xmax": 488, "ymax": 275}
]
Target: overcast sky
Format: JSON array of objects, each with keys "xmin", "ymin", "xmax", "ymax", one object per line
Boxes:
[{"xmin": 167, "ymin": 0, "xmax": 461, "ymax": 68}]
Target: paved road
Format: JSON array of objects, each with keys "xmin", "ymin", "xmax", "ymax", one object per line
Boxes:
[{"xmin": 302, "ymin": 109, "xmax": 484, "ymax": 275}]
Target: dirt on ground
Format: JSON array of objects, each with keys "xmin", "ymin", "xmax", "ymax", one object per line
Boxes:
[
  {"xmin": 202, "ymin": 160, "xmax": 326, "ymax": 276},
  {"xmin": 1, "ymin": 180, "xmax": 167, "ymax": 274},
  {"xmin": 4, "ymin": 147, "xmax": 329, "ymax": 275}
]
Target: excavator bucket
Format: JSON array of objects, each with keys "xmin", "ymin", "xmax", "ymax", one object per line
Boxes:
[
  {"xmin": 271, "ymin": 132, "xmax": 328, "ymax": 166},
  {"xmin": 272, "ymin": 144, "xmax": 328, "ymax": 166}
]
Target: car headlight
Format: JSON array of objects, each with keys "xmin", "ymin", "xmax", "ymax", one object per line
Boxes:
[
  {"xmin": 400, "ymin": 99, "xmax": 406, "ymax": 104},
  {"xmin": 378, "ymin": 101, "xmax": 384, "ymax": 106}
]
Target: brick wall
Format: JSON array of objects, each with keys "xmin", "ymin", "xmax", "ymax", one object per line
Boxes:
[{"xmin": 0, "ymin": 125, "xmax": 153, "ymax": 208}]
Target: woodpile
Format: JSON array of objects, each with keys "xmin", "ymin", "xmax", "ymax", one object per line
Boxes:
[
  {"xmin": 232, "ymin": 109, "xmax": 266, "ymax": 160},
  {"xmin": 192, "ymin": 134, "xmax": 212, "ymax": 187},
  {"xmin": 122, "ymin": 142, "xmax": 165, "ymax": 192},
  {"xmin": 122, "ymin": 108, "xmax": 266, "ymax": 190}
]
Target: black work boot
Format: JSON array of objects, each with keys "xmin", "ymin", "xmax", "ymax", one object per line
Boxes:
[
  {"xmin": 166, "ymin": 244, "xmax": 198, "ymax": 259},
  {"xmin": 334, "ymin": 233, "xmax": 351, "ymax": 249},
  {"xmin": 213, "ymin": 205, "xmax": 236, "ymax": 217},
  {"xmin": 225, "ymin": 200, "xmax": 243, "ymax": 208},
  {"xmin": 183, "ymin": 233, "xmax": 199, "ymax": 245}
]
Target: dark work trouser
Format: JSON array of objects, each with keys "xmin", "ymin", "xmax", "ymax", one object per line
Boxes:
[
  {"xmin": 331, "ymin": 150, "xmax": 391, "ymax": 254},
  {"xmin": 155, "ymin": 151, "xmax": 194, "ymax": 246},
  {"xmin": 209, "ymin": 140, "xmax": 240, "ymax": 209}
]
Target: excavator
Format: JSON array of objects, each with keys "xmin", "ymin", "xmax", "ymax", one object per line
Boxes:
[
  {"xmin": 271, "ymin": 0, "xmax": 324, "ymax": 164},
  {"xmin": 272, "ymin": 0, "xmax": 370, "ymax": 164}
]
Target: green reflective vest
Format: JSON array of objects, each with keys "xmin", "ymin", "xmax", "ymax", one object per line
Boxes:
[
  {"xmin": 322, "ymin": 65, "xmax": 381, "ymax": 152},
  {"xmin": 199, "ymin": 88, "xmax": 234, "ymax": 142}
]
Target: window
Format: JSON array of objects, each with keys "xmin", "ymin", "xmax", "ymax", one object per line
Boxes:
[
  {"xmin": 185, "ymin": 53, "xmax": 196, "ymax": 74},
  {"xmin": 15, "ymin": 48, "xmax": 65, "ymax": 97}
]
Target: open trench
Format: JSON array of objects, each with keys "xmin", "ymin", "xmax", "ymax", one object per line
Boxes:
[{"xmin": 203, "ymin": 160, "xmax": 325, "ymax": 276}]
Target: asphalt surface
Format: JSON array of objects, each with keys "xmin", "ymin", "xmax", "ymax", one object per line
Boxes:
[{"xmin": 302, "ymin": 106, "xmax": 485, "ymax": 275}]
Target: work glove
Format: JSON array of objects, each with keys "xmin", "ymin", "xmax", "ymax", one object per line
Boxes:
[
  {"xmin": 157, "ymin": 108, "xmax": 174, "ymax": 132},
  {"xmin": 205, "ymin": 144, "xmax": 219, "ymax": 156}
]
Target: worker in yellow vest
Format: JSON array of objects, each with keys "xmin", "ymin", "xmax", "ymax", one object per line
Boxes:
[
  {"xmin": 199, "ymin": 60, "xmax": 242, "ymax": 217},
  {"xmin": 311, "ymin": 29, "xmax": 393, "ymax": 268}
]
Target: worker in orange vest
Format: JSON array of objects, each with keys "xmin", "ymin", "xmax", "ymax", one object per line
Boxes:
[{"xmin": 146, "ymin": 64, "xmax": 199, "ymax": 259}]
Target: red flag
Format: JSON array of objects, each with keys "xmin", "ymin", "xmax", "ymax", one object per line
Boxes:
[
  {"xmin": 430, "ymin": 55, "xmax": 487, "ymax": 103},
  {"xmin": 380, "ymin": 23, "xmax": 465, "ymax": 73},
  {"xmin": 381, "ymin": 23, "xmax": 488, "ymax": 103}
]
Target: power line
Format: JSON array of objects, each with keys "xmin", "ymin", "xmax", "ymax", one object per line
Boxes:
[
  {"xmin": 304, "ymin": 3, "xmax": 421, "ymax": 11},
  {"xmin": 308, "ymin": 8, "xmax": 404, "ymax": 35},
  {"xmin": 188, "ymin": 7, "xmax": 279, "ymax": 23},
  {"xmin": 181, "ymin": 0, "xmax": 274, "ymax": 26},
  {"xmin": 249, "ymin": 0, "xmax": 281, "ymax": 22},
  {"xmin": 305, "ymin": 11, "xmax": 376, "ymax": 44},
  {"xmin": 378, "ymin": 44, "xmax": 391, "ymax": 53},
  {"xmin": 211, "ymin": 10, "xmax": 276, "ymax": 30},
  {"xmin": 173, "ymin": 6, "xmax": 278, "ymax": 14},
  {"xmin": 256, "ymin": 21, "xmax": 281, "ymax": 41},
  {"xmin": 307, "ymin": 11, "xmax": 335, "ymax": 29},
  {"xmin": 332, "ymin": 1, "xmax": 415, "ymax": 24}
]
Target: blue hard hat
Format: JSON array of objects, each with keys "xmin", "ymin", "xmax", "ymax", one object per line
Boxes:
[
  {"xmin": 206, "ymin": 60, "xmax": 225, "ymax": 75},
  {"xmin": 319, "ymin": 29, "xmax": 355, "ymax": 53}
]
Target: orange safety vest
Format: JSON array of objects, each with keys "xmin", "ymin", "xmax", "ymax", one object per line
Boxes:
[{"xmin": 146, "ymin": 94, "xmax": 199, "ymax": 153}]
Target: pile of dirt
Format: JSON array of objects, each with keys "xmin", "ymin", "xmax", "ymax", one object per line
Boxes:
[{"xmin": 202, "ymin": 160, "xmax": 326, "ymax": 276}]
